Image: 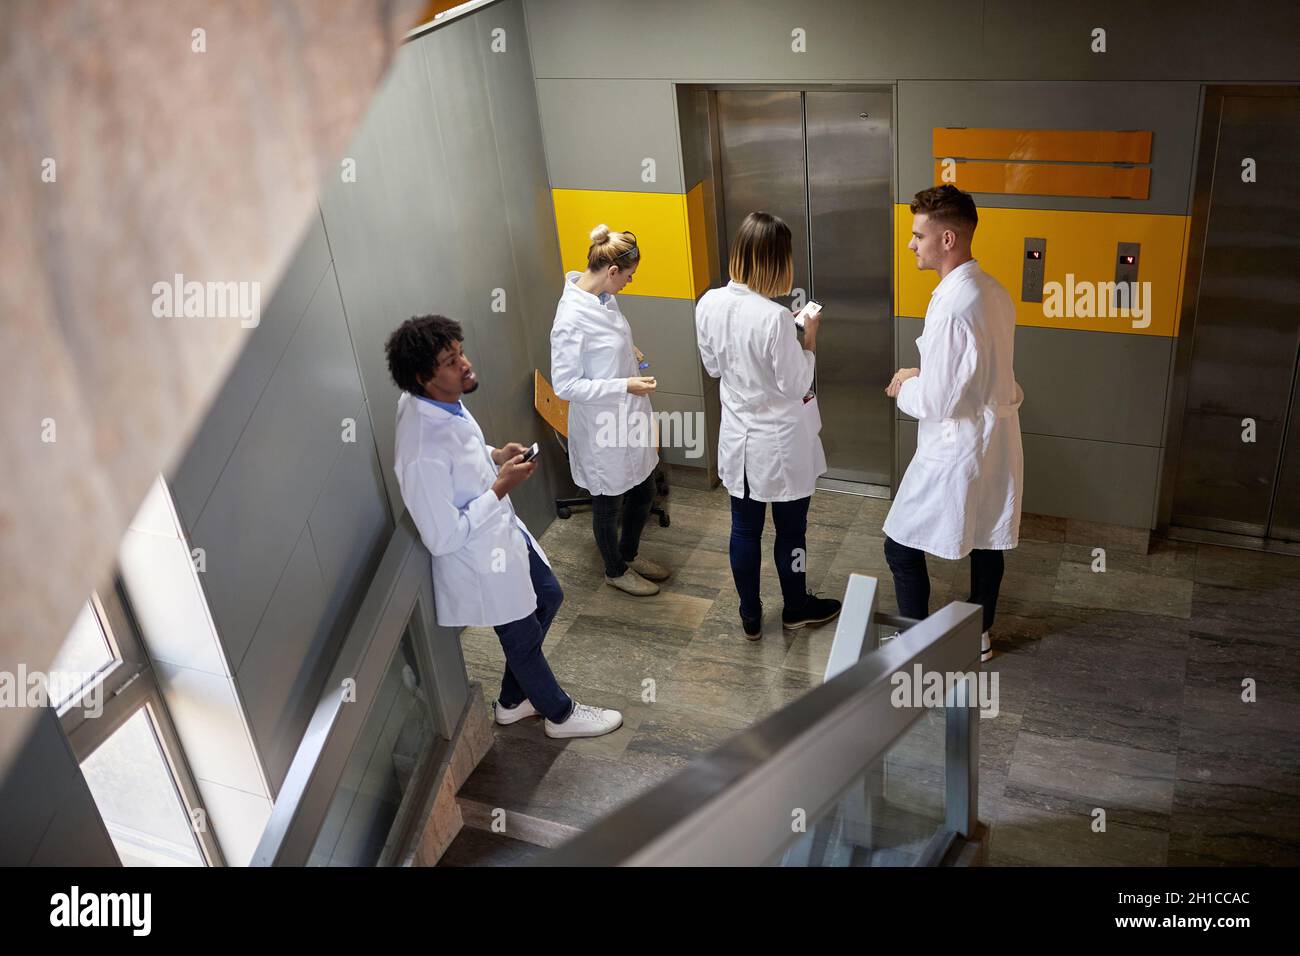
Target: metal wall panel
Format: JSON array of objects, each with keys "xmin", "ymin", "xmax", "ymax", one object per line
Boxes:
[
  {"xmin": 897, "ymin": 421, "xmax": 1161, "ymax": 528},
  {"xmin": 897, "ymin": 81, "xmax": 1201, "ymax": 214},
  {"xmin": 807, "ymin": 91, "xmax": 893, "ymax": 485},
  {"xmin": 1171, "ymin": 94, "xmax": 1300, "ymax": 537},
  {"xmin": 321, "ymin": 4, "xmax": 563, "ymax": 536},
  {"xmin": 650, "ymin": 391, "xmax": 708, "ymax": 468},
  {"xmin": 189, "ymin": 255, "xmax": 365, "ymax": 671},
  {"xmin": 716, "ymin": 90, "xmax": 809, "ymax": 314},
  {"xmin": 525, "ymin": 0, "xmax": 1300, "ymax": 83},
  {"xmin": 896, "ymin": 317, "xmax": 1174, "ymax": 447},
  {"xmin": 170, "ymin": 212, "xmax": 333, "ymax": 532},
  {"xmin": 536, "ymin": 78, "xmax": 683, "ymax": 193},
  {"xmin": 0, "ymin": 709, "xmax": 119, "ymax": 865},
  {"xmin": 619, "ymin": 295, "xmax": 702, "ymax": 397}
]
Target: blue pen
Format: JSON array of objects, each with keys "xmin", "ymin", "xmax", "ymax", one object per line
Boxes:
[{"xmin": 639, "ymin": 361, "xmax": 650, "ymax": 370}]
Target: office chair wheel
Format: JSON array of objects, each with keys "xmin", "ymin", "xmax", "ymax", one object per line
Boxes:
[
  {"xmin": 557, "ymin": 506, "xmax": 572, "ymax": 519},
  {"xmin": 658, "ymin": 512, "xmax": 670, "ymax": 528}
]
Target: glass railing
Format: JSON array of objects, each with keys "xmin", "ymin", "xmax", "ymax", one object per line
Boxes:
[
  {"xmin": 541, "ymin": 574, "xmax": 985, "ymax": 867},
  {"xmin": 251, "ymin": 513, "xmax": 469, "ymax": 866}
]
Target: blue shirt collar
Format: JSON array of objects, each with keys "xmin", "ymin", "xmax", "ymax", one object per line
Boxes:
[{"xmin": 416, "ymin": 393, "xmax": 465, "ymax": 417}]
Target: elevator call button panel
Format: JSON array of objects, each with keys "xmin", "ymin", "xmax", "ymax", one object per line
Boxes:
[
  {"xmin": 1022, "ymin": 237, "xmax": 1047, "ymax": 302},
  {"xmin": 1115, "ymin": 241, "xmax": 1141, "ymax": 309}
]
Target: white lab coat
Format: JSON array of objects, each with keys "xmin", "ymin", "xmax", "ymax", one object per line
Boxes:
[
  {"xmin": 695, "ymin": 280, "xmax": 827, "ymax": 502},
  {"xmin": 393, "ymin": 392, "xmax": 549, "ymax": 628},
  {"xmin": 882, "ymin": 259, "xmax": 1025, "ymax": 560},
  {"xmin": 550, "ymin": 271, "xmax": 659, "ymax": 496}
]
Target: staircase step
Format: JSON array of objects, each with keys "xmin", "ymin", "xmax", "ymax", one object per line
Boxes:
[{"xmin": 457, "ymin": 797, "xmax": 583, "ymax": 849}]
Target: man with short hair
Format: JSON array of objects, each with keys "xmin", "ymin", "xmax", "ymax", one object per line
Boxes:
[
  {"xmin": 386, "ymin": 314, "xmax": 622, "ymax": 738},
  {"xmin": 883, "ymin": 185, "xmax": 1025, "ymax": 663}
]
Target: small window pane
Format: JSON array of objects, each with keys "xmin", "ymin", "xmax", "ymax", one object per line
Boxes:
[
  {"xmin": 81, "ymin": 707, "xmax": 205, "ymax": 866},
  {"xmin": 49, "ymin": 600, "xmax": 115, "ymax": 707}
]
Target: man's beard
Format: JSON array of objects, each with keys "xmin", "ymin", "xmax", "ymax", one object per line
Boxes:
[{"xmin": 462, "ymin": 377, "xmax": 479, "ymax": 393}]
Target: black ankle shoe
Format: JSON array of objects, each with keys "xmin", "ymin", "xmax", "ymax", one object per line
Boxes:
[
  {"xmin": 782, "ymin": 592, "xmax": 842, "ymax": 629},
  {"xmin": 741, "ymin": 602, "xmax": 763, "ymax": 640}
]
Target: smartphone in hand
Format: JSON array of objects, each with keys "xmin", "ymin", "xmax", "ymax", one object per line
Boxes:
[
  {"xmin": 794, "ymin": 300, "xmax": 823, "ymax": 329},
  {"xmin": 520, "ymin": 442, "xmax": 540, "ymax": 463}
]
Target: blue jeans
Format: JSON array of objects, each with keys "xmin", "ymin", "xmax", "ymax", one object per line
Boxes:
[
  {"xmin": 729, "ymin": 476, "xmax": 811, "ymax": 620},
  {"xmin": 493, "ymin": 537, "xmax": 573, "ymax": 723},
  {"xmin": 883, "ymin": 536, "xmax": 1004, "ymax": 633}
]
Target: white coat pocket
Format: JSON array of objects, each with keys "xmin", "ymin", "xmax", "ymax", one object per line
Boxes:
[{"xmin": 801, "ymin": 394, "xmax": 823, "ymax": 435}]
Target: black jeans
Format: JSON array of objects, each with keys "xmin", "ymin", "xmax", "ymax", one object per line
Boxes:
[
  {"xmin": 883, "ymin": 536, "xmax": 1005, "ymax": 633},
  {"xmin": 494, "ymin": 536, "xmax": 573, "ymax": 723},
  {"xmin": 729, "ymin": 475, "xmax": 811, "ymax": 620},
  {"xmin": 591, "ymin": 472, "xmax": 656, "ymax": 577}
]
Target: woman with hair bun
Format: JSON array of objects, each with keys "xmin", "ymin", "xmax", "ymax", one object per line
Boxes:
[{"xmin": 550, "ymin": 224, "xmax": 670, "ymax": 596}]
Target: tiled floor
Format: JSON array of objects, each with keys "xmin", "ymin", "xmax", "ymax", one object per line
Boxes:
[{"xmin": 455, "ymin": 484, "xmax": 1300, "ymax": 866}]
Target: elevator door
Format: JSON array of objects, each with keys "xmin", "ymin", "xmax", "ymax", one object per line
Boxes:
[
  {"xmin": 1171, "ymin": 93, "xmax": 1300, "ymax": 541},
  {"xmin": 716, "ymin": 90, "xmax": 894, "ymax": 489}
]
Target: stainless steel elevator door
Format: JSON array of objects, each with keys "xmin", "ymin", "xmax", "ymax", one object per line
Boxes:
[
  {"xmin": 716, "ymin": 91, "xmax": 810, "ymax": 313},
  {"xmin": 806, "ymin": 92, "xmax": 893, "ymax": 486},
  {"xmin": 1172, "ymin": 94, "xmax": 1300, "ymax": 540},
  {"xmin": 714, "ymin": 89, "xmax": 894, "ymax": 490}
]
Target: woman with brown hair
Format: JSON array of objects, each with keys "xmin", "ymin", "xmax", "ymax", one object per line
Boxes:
[{"xmin": 695, "ymin": 212, "xmax": 841, "ymax": 638}]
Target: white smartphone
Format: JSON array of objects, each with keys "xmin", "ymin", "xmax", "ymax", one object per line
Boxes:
[
  {"xmin": 794, "ymin": 299, "xmax": 823, "ymax": 328},
  {"xmin": 520, "ymin": 442, "xmax": 540, "ymax": 463}
]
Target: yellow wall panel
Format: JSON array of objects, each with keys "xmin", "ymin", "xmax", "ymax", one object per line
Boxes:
[
  {"xmin": 685, "ymin": 181, "xmax": 712, "ymax": 299},
  {"xmin": 895, "ymin": 204, "xmax": 1189, "ymax": 337},
  {"xmin": 551, "ymin": 188, "xmax": 695, "ymax": 300},
  {"xmin": 933, "ymin": 161, "xmax": 1151, "ymax": 199},
  {"xmin": 933, "ymin": 128, "xmax": 1152, "ymax": 164}
]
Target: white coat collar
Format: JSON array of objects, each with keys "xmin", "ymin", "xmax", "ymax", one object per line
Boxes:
[
  {"xmin": 931, "ymin": 258, "xmax": 980, "ymax": 300},
  {"xmin": 726, "ymin": 279, "xmax": 759, "ymax": 297},
  {"xmin": 562, "ymin": 271, "xmax": 615, "ymax": 312}
]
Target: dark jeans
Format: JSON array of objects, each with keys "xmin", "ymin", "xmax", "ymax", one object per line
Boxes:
[
  {"xmin": 494, "ymin": 536, "xmax": 573, "ymax": 723},
  {"xmin": 591, "ymin": 472, "xmax": 656, "ymax": 577},
  {"xmin": 729, "ymin": 475, "xmax": 812, "ymax": 620},
  {"xmin": 883, "ymin": 536, "xmax": 1005, "ymax": 633}
]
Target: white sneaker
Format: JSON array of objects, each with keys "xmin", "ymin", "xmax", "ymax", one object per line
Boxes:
[
  {"xmin": 980, "ymin": 631, "xmax": 993, "ymax": 663},
  {"xmin": 544, "ymin": 700, "xmax": 623, "ymax": 739},
  {"xmin": 494, "ymin": 698, "xmax": 539, "ymax": 725}
]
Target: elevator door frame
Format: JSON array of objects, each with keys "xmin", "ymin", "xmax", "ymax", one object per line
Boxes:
[
  {"xmin": 703, "ymin": 83, "xmax": 898, "ymax": 499},
  {"xmin": 1158, "ymin": 84, "xmax": 1300, "ymax": 555}
]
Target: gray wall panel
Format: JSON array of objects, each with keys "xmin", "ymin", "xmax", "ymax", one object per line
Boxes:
[
  {"xmin": 307, "ymin": 404, "xmax": 392, "ymax": 593},
  {"xmin": 525, "ymin": 0, "xmax": 1300, "ymax": 82},
  {"xmin": 321, "ymin": 11, "xmax": 562, "ymax": 536},
  {"xmin": 897, "ymin": 81, "xmax": 1202, "ymax": 214},
  {"xmin": 525, "ymin": 0, "xmax": 983, "ymax": 81},
  {"xmin": 1021, "ymin": 433, "xmax": 1161, "ymax": 528},
  {"xmin": 651, "ymin": 391, "xmax": 708, "ymax": 467},
  {"xmin": 190, "ymin": 257, "xmax": 364, "ymax": 671},
  {"xmin": 895, "ymin": 316, "xmax": 1173, "ymax": 446},
  {"xmin": 536, "ymin": 78, "xmax": 683, "ymax": 192},
  {"xmin": 981, "ymin": 0, "xmax": 1300, "ymax": 82},
  {"xmin": 238, "ymin": 527, "xmax": 328, "ymax": 794},
  {"xmin": 171, "ymin": 212, "xmax": 333, "ymax": 531},
  {"xmin": 0, "ymin": 708, "xmax": 118, "ymax": 865},
  {"xmin": 319, "ymin": 41, "xmax": 469, "ymax": 521},
  {"xmin": 619, "ymin": 294, "xmax": 702, "ymax": 397},
  {"xmin": 478, "ymin": 0, "xmax": 569, "ymax": 517},
  {"xmin": 677, "ymin": 85, "xmax": 712, "ymax": 191},
  {"xmin": 897, "ymin": 420, "xmax": 1159, "ymax": 528}
]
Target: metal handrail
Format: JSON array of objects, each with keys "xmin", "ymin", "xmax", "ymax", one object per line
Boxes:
[{"xmin": 541, "ymin": 574, "xmax": 983, "ymax": 867}]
